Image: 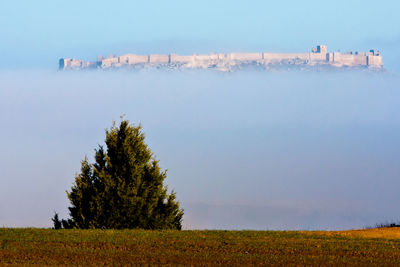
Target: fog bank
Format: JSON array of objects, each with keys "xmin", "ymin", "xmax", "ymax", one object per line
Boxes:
[{"xmin": 0, "ymin": 70, "xmax": 399, "ymax": 230}]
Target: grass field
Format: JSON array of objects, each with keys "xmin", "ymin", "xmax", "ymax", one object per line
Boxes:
[{"xmin": 1, "ymin": 228, "xmax": 400, "ymax": 266}]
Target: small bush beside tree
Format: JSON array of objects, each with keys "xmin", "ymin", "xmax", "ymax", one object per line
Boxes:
[{"xmin": 53, "ymin": 119, "xmax": 183, "ymax": 230}]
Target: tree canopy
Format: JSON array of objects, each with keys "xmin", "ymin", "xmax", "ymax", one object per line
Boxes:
[{"xmin": 53, "ymin": 119, "xmax": 183, "ymax": 230}]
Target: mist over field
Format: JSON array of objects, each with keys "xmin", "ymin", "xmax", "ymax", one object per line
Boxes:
[{"xmin": 0, "ymin": 69, "xmax": 399, "ymax": 230}]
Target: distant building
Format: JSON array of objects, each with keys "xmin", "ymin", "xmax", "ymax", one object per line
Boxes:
[{"xmin": 59, "ymin": 45, "xmax": 383, "ymax": 71}]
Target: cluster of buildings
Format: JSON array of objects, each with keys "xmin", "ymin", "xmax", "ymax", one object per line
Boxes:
[{"xmin": 59, "ymin": 45, "xmax": 383, "ymax": 71}]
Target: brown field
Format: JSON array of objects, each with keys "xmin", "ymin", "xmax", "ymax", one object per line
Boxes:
[{"xmin": 1, "ymin": 227, "xmax": 400, "ymax": 266}]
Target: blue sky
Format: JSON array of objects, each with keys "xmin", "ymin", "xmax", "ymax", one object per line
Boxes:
[{"xmin": 1, "ymin": 0, "xmax": 400, "ymax": 70}]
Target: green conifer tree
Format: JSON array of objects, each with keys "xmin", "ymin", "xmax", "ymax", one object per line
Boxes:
[{"xmin": 54, "ymin": 119, "xmax": 183, "ymax": 229}]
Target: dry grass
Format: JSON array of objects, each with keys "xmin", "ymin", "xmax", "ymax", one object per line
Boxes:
[
  {"xmin": 308, "ymin": 227, "xmax": 400, "ymax": 239},
  {"xmin": 1, "ymin": 228, "xmax": 400, "ymax": 266}
]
